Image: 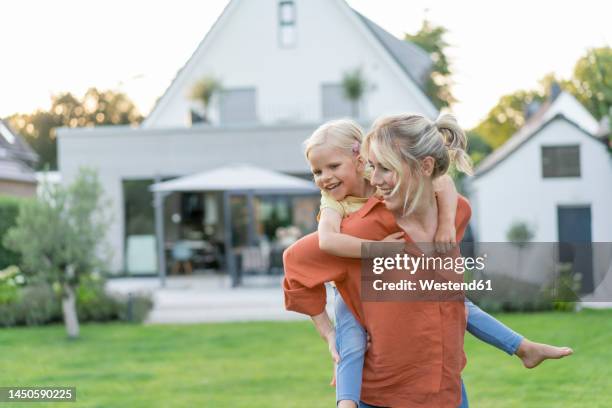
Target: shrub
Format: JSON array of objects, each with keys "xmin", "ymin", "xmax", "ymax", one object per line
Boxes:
[
  {"xmin": 116, "ymin": 292, "xmax": 154, "ymax": 323},
  {"xmin": 0, "ymin": 277, "xmax": 153, "ymax": 327},
  {"xmin": 0, "ymin": 196, "xmax": 26, "ymax": 270},
  {"xmin": 466, "ymin": 269, "xmax": 554, "ymax": 313}
]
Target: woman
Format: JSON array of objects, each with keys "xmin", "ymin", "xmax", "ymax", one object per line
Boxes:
[{"xmin": 284, "ymin": 113, "xmax": 472, "ymax": 407}]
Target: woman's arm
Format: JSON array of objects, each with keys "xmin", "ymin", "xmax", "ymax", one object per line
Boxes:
[
  {"xmin": 318, "ymin": 208, "xmax": 403, "ymax": 258},
  {"xmin": 433, "ymin": 174, "xmax": 458, "ymax": 253}
]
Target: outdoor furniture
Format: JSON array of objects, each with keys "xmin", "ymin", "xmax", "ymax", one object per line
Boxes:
[{"xmin": 170, "ymin": 241, "xmax": 193, "ymax": 275}]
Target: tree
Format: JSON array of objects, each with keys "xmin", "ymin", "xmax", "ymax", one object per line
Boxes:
[
  {"xmin": 565, "ymin": 47, "xmax": 612, "ymax": 121},
  {"xmin": 473, "ymin": 48, "xmax": 612, "ymax": 152},
  {"xmin": 341, "ymin": 68, "xmax": 367, "ymax": 118},
  {"xmin": 472, "ymin": 89, "xmax": 544, "ymax": 149},
  {"xmin": 189, "ymin": 76, "xmax": 222, "ymax": 123},
  {"xmin": 4, "ymin": 168, "xmax": 112, "ymax": 339},
  {"xmin": 405, "ymin": 20, "xmax": 455, "ymax": 109},
  {"xmin": 466, "ymin": 130, "xmax": 493, "ymax": 166},
  {"xmin": 7, "ymin": 88, "xmax": 143, "ymax": 170}
]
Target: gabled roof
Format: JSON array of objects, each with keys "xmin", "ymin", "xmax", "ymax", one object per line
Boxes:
[
  {"xmin": 474, "ymin": 91, "xmax": 604, "ymax": 178},
  {"xmin": 353, "ymin": 11, "xmax": 432, "ymax": 91},
  {"xmin": 0, "ymin": 119, "xmax": 39, "ymax": 165},
  {"xmin": 144, "ymin": 0, "xmax": 436, "ymax": 126}
]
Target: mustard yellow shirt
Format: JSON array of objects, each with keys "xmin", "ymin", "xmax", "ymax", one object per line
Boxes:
[{"xmin": 320, "ymin": 191, "xmax": 369, "ymax": 218}]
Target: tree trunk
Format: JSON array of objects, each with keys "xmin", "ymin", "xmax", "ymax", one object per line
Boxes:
[{"xmin": 62, "ymin": 283, "xmax": 80, "ymax": 339}]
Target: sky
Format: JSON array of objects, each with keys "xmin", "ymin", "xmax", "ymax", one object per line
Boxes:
[{"xmin": 0, "ymin": 0, "xmax": 610, "ymax": 128}]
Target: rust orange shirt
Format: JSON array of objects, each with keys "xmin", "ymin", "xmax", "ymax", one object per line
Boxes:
[{"xmin": 283, "ymin": 196, "xmax": 472, "ymax": 408}]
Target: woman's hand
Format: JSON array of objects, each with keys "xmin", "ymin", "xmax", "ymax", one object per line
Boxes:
[
  {"xmin": 325, "ymin": 330, "xmax": 340, "ymax": 386},
  {"xmin": 434, "ymin": 221, "xmax": 456, "ymax": 253},
  {"xmin": 382, "ymin": 231, "xmax": 404, "ymax": 242},
  {"xmin": 325, "ymin": 330, "xmax": 340, "ymax": 364}
]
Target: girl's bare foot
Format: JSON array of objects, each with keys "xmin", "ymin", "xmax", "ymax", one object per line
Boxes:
[{"xmin": 515, "ymin": 338, "xmax": 573, "ymax": 368}]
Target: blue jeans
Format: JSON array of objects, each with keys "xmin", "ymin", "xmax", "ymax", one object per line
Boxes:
[
  {"xmin": 358, "ymin": 381, "xmax": 468, "ymax": 408},
  {"xmin": 334, "ymin": 291, "xmax": 523, "ymax": 406}
]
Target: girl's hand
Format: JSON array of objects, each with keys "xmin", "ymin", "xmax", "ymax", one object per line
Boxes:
[
  {"xmin": 382, "ymin": 231, "xmax": 404, "ymax": 242},
  {"xmin": 434, "ymin": 222, "xmax": 456, "ymax": 253}
]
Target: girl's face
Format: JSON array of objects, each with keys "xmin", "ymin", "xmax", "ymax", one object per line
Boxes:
[
  {"xmin": 368, "ymin": 147, "xmax": 407, "ymax": 213},
  {"xmin": 308, "ymin": 143, "xmax": 363, "ymax": 200}
]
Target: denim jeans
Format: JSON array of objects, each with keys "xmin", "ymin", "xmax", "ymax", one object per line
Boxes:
[
  {"xmin": 334, "ymin": 290, "xmax": 523, "ymax": 406},
  {"xmin": 359, "ymin": 381, "xmax": 468, "ymax": 408},
  {"xmin": 465, "ymin": 299, "xmax": 523, "ymax": 355},
  {"xmin": 334, "ymin": 288, "xmax": 367, "ymax": 405}
]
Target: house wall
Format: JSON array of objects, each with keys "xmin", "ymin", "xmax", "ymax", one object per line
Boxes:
[
  {"xmin": 58, "ymin": 124, "xmax": 319, "ymax": 272},
  {"xmin": 144, "ymin": 0, "xmax": 435, "ymax": 128},
  {"xmin": 469, "ymin": 118, "xmax": 612, "ymax": 285},
  {"xmin": 0, "ymin": 179, "xmax": 37, "ymax": 198}
]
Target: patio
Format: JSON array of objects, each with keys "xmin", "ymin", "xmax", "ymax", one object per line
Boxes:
[{"xmin": 105, "ymin": 274, "xmax": 335, "ymax": 324}]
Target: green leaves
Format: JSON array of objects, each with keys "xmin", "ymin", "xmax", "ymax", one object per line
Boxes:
[
  {"xmin": 405, "ymin": 20, "xmax": 455, "ymax": 109},
  {"xmin": 3, "ymin": 168, "xmax": 112, "ymax": 289}
]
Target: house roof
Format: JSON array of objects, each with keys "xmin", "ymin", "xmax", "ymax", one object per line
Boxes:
[
  {"xmin": 473, "ymin": 91, "xmax": 603, "ymax": 178},
  {"xmin": 150, "ymin": 163, "xmax": 318, "ymax": 193},
  {"xmin": 353, "ymin": 11, "xmax": 432, "ymax": 91},
  {"xmin": 144, "ymin": 0, "xmax": 435, "ymax": 126},
  {"xmin": 0, "ymin": 120, "xmax": 38, "ymax": 165},
  {"xmin": 0, "ymin": 120, "xmax": 38, "ymax": 183}
]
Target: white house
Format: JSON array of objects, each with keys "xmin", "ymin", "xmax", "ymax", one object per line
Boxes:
[
  {"xmin": 468, "ymin": 91, "xmax": 612, "ymax": 294},
  {"xmin": 57, "ymin": 0, "xmax": 438, "ymax": 274}
]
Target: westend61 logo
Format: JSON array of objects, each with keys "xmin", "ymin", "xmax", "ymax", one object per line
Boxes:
[{"xmin": 372, "ymin": 253, "xmax": 487, "ymax": 275}]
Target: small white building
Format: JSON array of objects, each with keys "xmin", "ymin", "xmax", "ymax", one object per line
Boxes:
[
  {"xmin": 57, "ymin": 0, "xmax": 438, "ymax": 274},
  {"xmin": 468, "ymin": 91, "xmax": 612, "ymax": 293}
]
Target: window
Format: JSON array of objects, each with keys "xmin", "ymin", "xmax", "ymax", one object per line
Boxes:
[
  {"xmin": 541, "ymin": 145, "xmax": 581, "ymax": 178},
  {"xmin": 219, "ymin": 88, "xmax": 257, "ymax": 125},
  {"xmin": 321, "ymin": 84, "xmax": 355, "ymax": 119},
  {"xmin": 278, "ymin": 1, "xmax": 296, "ymax": 47}
]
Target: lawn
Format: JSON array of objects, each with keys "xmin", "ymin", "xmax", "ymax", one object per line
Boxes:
[{"xmin": 0, "ymin": 309, "xmax": 610, "ymax": 407}]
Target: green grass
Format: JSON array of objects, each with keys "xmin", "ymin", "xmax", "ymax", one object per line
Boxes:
[{"xmin": 0, "ymin": 309, "xmax": 610, "ymax": 407}]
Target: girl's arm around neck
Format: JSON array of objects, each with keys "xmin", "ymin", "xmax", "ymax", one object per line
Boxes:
[
  {"xmin": 318, "ymin": 208, "xmax": 367, "ymax": 258},
  {"xmin": 318, "ymin": 208, "xmax": 404, "ymax": 258},
  {"xmin": 433, "ymin": 174, "xmax": 458, "ymax": 252}
]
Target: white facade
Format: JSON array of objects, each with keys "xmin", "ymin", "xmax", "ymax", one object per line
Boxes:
[
  {"xmin": 468, "ymin": 113, "xmax": 612, "ymax": 288},
  {"xmin": 144, "ymin": 0, "xmax": 436, "ymax": 128},
  {"xmin": 469, "ymin": 117, "xmax": 612, "ymax": 243}
]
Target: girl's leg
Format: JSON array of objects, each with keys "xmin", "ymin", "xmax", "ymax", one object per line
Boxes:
[
  {"xmin": 335, "ymin": 288, "xmax": 367, "ymax": 407},
  {"xmin": 465, "ymin": 298, "xmax": 522, "ymax": 355},
  {"xmin": 458, "ymin": 378, "xmax": 469, "ymax": 408},
  {"xmin": 465, "ymin": 299, "xmax": 573, "ymax": 367}
]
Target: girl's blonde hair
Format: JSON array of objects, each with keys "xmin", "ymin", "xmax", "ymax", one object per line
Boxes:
[
  {"xmin": 303, "ymin": 119, "xmax": 363, "ymax": 159},
  {"xmin": 362, "ymin": 113, "xmax": 473, "ymax": 216}
]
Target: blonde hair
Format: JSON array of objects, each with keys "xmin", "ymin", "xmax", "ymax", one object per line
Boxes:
[
  {"xmin": 362, "ymin": 112, "xmax": 472, "ymax": 216},
  {"xmin": 303, "ymin": 119, "xmax": 363, "ymax": 160}
]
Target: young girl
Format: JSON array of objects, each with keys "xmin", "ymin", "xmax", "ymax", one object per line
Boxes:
[{"xmin": 303, "ymin": 118, "xmax": 573, "ymax": 408}]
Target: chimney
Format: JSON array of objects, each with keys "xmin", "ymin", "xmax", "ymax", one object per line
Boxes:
[
  {"xmin": 524, "ymin": 101, "xmax": 541, "ymax": 122},
  {"xmin": 550, "ymin": 82, "xmax": 562, "ymax": 101}
]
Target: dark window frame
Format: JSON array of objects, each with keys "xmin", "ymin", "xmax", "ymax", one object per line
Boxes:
[
  {"xmin": 278, "ymin": 0, "xmax": 296, "ymax": 48},
  {"xmin": 541, "ymin": 145, "xmax": 581, "ymax": 178}
]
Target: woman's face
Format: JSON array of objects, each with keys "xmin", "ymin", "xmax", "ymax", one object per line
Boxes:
[{"xmin": 368, "ymin": 147, "xmax": 407, "ymax": 213}]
